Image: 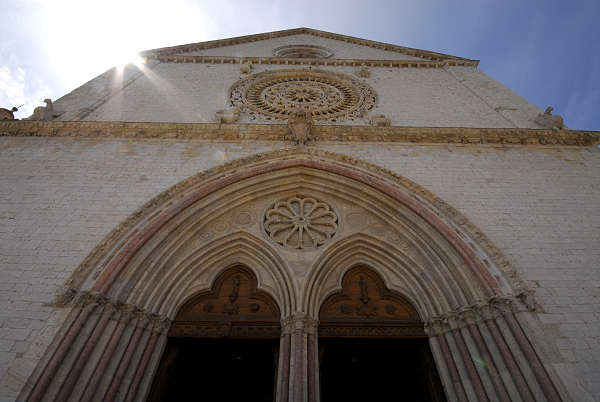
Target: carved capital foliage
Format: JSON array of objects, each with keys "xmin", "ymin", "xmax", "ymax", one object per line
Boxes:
[
  {"xmin": 282, "ymin": 314, "xmax": 319, "ymax": 335},
  {"xmin": 54, "ymin": 290, "xmax": 171, "ymax": 328},
  {"xmin": 424, "ymin": 293, "xmax": 538, "ymax": 336}
]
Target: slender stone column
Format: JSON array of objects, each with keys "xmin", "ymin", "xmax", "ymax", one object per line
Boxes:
[
  {"xmin": 123, "ymin": 317, "xmax": 168, "ymax": 402},
  {"xmin": 80, "ymin": 306, "xmax": 134, "ymax": 402},
  {"xmin": 27, "ymin": 295, "xmax": 98, "ymax": 402},
  {"xmin": 484, "ymin": 316, "xmax": 535, "ymax": 401},
  {"xmin": 306, "ymin": 323, "xmax": 319, "ymax": 402},
  {"xmin": 282, "ymin": 314, "xmax": 318, "ymax": 402},
  {"xmin": 425, "ymin": 297, "xmax": 566, "ymax": 402},
  {"xmin": 432, "ymin": 333, "xmax": 468, "ymax": 402},
  {"xmin": 504, "ymin": 313, "xmax": 562, "ymax": 402},
  {"xmin": 103, "ymin": 312, "xmax": 151, "ymax": 402},
  {"xmin": 277, "ymin": 332, "xmax": 292, "ymax": 402},
  {"xmin": 55, "ymin": 301, "xmax": 118, "ymax": 401},
  {"xmin": 450, "ymin": 328, "xmax": 489, "ymax": 402}
]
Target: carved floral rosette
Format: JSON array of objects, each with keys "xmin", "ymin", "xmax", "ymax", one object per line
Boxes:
[{"xmin": 264, "ymin": 196, "xmax": 338, "ymax": 249}]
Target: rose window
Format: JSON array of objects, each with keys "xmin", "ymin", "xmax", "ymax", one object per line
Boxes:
[
  {"xmin": 229, "ymin": 69, "xmax": 376, "ymax": 122},
  {"xmin": 264, "ymin": 196, "xmax": 338, "ymax": 249},
  {"xmin": 272, "ymin": 45, "xmax": 334, "ymax": 59}
]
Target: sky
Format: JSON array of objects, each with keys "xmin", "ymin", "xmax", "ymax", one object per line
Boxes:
[{"xmin": 0, "ymin": 0, "xmax": 598, "ymax": 130}]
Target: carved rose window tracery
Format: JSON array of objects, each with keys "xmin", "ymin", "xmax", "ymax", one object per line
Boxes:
[
  {"xmin": 229, "ymin": 69, "xmax": 377, "ymax": 122},
  {"xmin": 264, "ymin": 196, "xmax": 338, "ymax": 249}
]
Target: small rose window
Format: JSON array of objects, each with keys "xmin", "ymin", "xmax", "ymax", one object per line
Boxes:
[{"xmin": 273, "ymin": 45, "xmax": 333, "ymax": 59}]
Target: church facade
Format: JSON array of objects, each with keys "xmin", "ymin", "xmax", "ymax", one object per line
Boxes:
[{"xmin": 0, "ymin": 28, "xmax": 599, "ymax": 401}]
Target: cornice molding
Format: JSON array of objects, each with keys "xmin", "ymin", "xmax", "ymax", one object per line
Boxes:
[
  {"xmin": 152, "ymin": 55, "xmax": 478, "ymax": 68},
  {"xmin": 1, "ymin": 121, "xmax": 598, "ymax": 147},
  {"xmin": 141, "ymin": 27, "xmax": 476, "ymax": 65}
]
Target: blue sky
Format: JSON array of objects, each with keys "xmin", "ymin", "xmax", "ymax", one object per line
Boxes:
[{"xmin": 1, "ymin": 0, "xmax": 598, "ymax": 130}]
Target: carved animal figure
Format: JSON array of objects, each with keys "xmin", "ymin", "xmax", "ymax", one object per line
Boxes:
[
  {"xmin": 0, "ymin": 107, "xmax": 18, "ymax": 120},
  {"xmin": 25, "ymin": 99, "xmax": 55, "ymax": 121},
  {"xmin": 534, "ymin": 106, "xmax": 565, "ymax": 130}
]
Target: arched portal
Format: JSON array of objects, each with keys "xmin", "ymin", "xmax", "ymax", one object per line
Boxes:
[
  {"xmin": 18, "ymin": 149, "xmax": 566, "ymax": 402},
  {"xmin": 148, "ymin": 266, "xmax": 281, "ymax": 402},
  {"xmin": 317, "ymin": 266, "xmax": 445, "ymax": 402}
]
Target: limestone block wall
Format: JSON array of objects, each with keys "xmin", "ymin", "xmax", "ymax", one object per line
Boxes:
[
  {"xmin": 1, "ymin": 137, "xmax": 599, "ymax": 400},
  {"xmin": 53, "ymin": 62, "xmax": 543, "ymax": 128}
]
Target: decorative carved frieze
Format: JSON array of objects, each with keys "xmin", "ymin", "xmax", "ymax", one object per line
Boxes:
[
  {"xmin": 264, "ymin": 195, "xmax": 338, "ymax": 249},
  {"xmin": 2, "ymin": 121, "xmax": 597, "ymax": 147}
]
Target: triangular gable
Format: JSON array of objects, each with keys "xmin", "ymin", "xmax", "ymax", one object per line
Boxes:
[{"xmin": 141, "ymin": 28, "xmax": 477, "ymax": 66}]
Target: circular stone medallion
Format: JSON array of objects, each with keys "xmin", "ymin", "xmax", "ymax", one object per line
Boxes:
[
  {"xmin": 229, "ymin": 69, "xmax": 377, "ymax": 122},
  {"xmin": 264, "ymin": 196, "xmax": 338, "ymax": 249}
]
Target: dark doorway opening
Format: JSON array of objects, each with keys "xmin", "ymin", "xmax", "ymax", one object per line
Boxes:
[
  {"xmin": 319, "ymin": 338, "xmax": 446, "ymax": 402},
  {"xmin": 148, "ymin": 337, "xmax": 279, "ymax": 402}
]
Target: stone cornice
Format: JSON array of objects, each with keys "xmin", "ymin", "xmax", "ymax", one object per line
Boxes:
[
  {"xmin": 141, "ymin": 27, "xmax": 475, "ymax": 64},
  {"xmin": 152, "ymin": 55, "xmax": 477, "ymax": 68},
  {"xmin": 1, "ymin": 121, "xmax": 598, "ymax": 147}
]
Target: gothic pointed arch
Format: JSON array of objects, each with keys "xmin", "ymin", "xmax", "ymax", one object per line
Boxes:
[
  {"xmin": 19, "ymin": 148, "xmax": 565, "ymax": 402},
  {"xmin": 318, "ymin": 265, "xmax": 424, "ymax": 338},
  {"xmin": 169, "ymin": 265, "xmax": 281, "ymax": 339}
]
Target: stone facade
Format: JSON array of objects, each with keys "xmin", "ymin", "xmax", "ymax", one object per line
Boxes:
[{"xmin": 0, "ymin": 28, "xmax": 598, "ymax": 401}]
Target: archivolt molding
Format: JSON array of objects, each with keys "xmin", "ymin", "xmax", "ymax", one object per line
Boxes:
[
  {"xmin": 131, "ymin": 231, "xmax": 297, "ymax": 318},
  {"xmin": 302, "ymin": 233, "xmax": 479, "ymax": 319},
  {"xmin": 56, "ymin": 147, "xmax": 526, "ymax": 305}
]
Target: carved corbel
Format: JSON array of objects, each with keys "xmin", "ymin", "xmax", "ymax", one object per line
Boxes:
[
  {"xmin": 215, "ymin": 106, "xmax": 240, "ymax": 124},
  {"xmin": 356, "ymin": 66, "xmax": 370, "ymax": 78},
  {"xmin": 369, "ymin": 114, "xmax": 391, "ymax": 127},
  {"xmin": 239, "ymin": 63, "xmax": 252, "ymax": 74}
]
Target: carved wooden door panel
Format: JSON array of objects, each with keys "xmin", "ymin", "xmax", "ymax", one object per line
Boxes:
[
  {"xmin": 149, "ymin": 266, "xmax": 281, "ymax": 402},
  {"xmin": 169, "ymin": 265, "xmax": 281, "ymax": 339},
  {"xmin": 319, "ymin": 266, "xmax": 425, "ymax": 338},
  {"xmin": 318, "ymin": 267, "xmax": 446, "ymax": 401}
]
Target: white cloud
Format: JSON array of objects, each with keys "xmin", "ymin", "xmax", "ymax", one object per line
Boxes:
[{"xmin": 0, "ymin": 51, "xmax": 52, "ymax": 119}]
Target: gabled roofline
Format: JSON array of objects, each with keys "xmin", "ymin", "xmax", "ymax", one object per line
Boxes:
[{"xmin": 140, "ymin": 27, "xmax": 478, "ymax": 66}]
